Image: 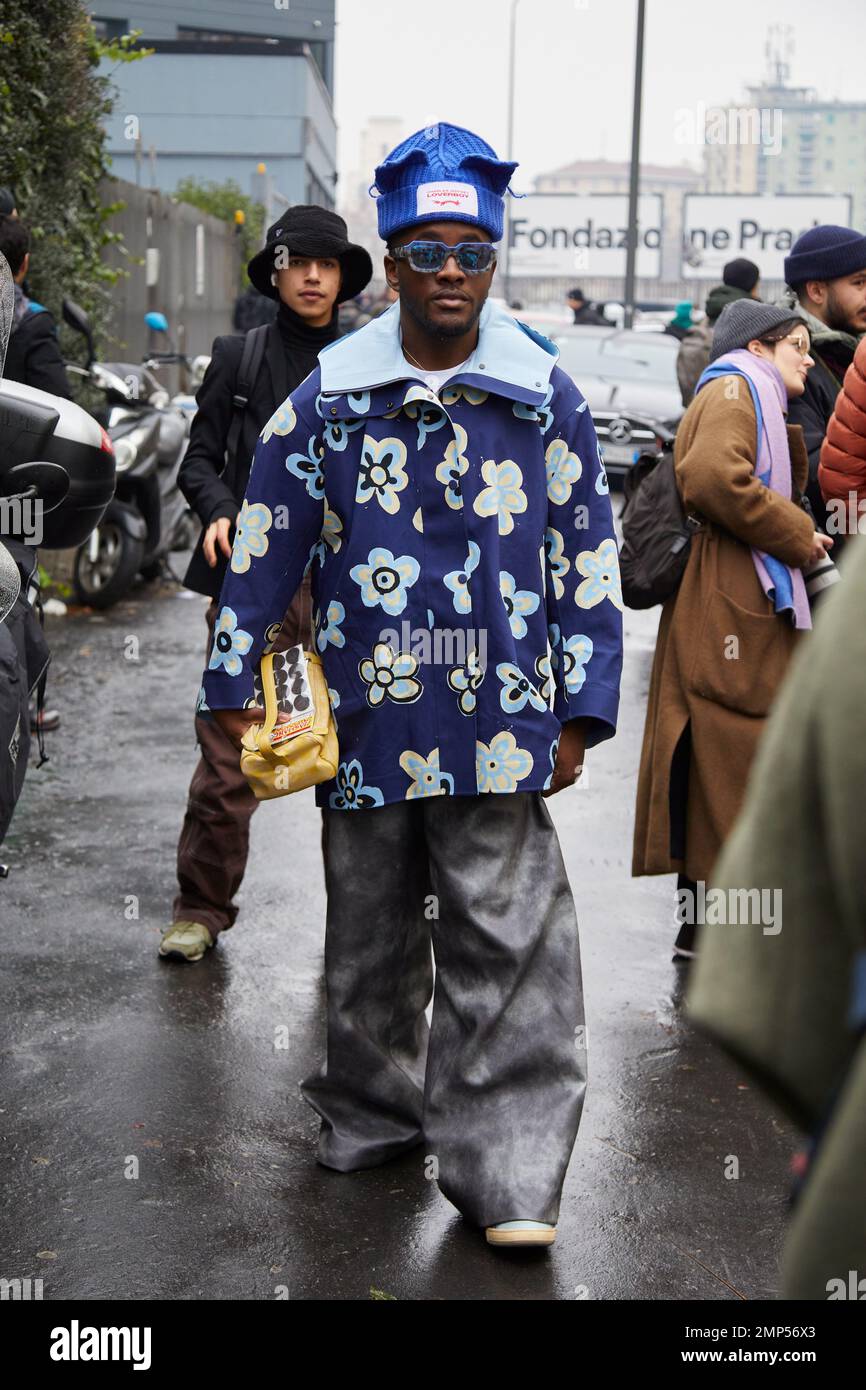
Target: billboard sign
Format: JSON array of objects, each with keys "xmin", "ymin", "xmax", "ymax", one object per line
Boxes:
[
  {"xmin": 682, "ymin": 194, "xmax": 854, "ymax": 279},
  {"xmin": 507, "ymin": 194, "xmax": 663, "ymax": 278}
]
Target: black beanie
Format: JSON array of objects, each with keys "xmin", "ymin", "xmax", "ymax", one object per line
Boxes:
[
  {"xmin": 722, "ymin": 258, "xmax": 760, "ymax": 293},
  {"xmin": 784, "ymin": 225, "xmax": 866, "ymax": 288}
]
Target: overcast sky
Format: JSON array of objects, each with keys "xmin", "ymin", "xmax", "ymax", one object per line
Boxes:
[{"xmin": 334, "ymin": 0, "xmax": 866, "ymax": 186}]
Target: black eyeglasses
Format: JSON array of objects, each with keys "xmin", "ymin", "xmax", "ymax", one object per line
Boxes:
[{"xmin": 390, "ymin": 241, "xmax": 498, "ymax": 274}]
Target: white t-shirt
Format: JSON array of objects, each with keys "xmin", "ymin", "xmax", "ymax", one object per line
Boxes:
[{"xmin": 399, "ymin": 352, "xmax": 472, "ymax": 395}]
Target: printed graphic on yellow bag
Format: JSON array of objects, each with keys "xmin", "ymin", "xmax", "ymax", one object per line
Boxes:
[{"xmin": 251, "ymin": 645, "xmax": 315, "ymax": 747}]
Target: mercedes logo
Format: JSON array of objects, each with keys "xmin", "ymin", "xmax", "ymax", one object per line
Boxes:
[{"xmin": 607, "ymin": 417, "xmax": 632, "ymax": 444}]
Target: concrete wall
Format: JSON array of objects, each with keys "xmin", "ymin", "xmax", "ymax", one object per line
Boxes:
[
  {"xmin": 40, "ymin": 175, "xmax": 237, "ymax": 591},
  {"xmin": 101, "ymin": 176, "xmax": 236, "ymax": 375}
]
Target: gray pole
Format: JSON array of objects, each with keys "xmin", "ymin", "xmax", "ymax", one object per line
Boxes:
[
  {"xmin": 623, "ymin": 0, "xmax": 646, "ymax": 330},
  {"xmin": 503, "ymin": 0, "xmax": 519, "ymax": 306}
]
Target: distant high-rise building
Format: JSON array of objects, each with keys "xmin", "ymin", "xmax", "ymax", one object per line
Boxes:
[
  {"xmin": 702, "ymin": 86, "xmax": 866, "ymax": 230},
  {"xmin": 339, "ymin": 117, "xmax": 407, "ymax": 277},
  {"xmin": 701, "ymin": 31, "xmax": 866, "ymax": 229},
  {"xmin": 92, "ymin": 1, "xmax": 336, "ymax": 210}
]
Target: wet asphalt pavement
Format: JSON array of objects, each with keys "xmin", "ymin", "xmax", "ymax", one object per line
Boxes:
[{"xmin": 0, "ymin": 554, "xmax": 798, "ymax": 1302}]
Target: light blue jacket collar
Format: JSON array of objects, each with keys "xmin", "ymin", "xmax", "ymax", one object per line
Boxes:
[{"xmin": 318, "ymin": 298, "xmax": 559, "ymax": 406}]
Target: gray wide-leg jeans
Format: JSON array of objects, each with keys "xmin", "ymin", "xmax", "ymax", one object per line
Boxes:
[{"xmin": 299, "ymin": 791, "xmax": 587, "ymax": 1229}]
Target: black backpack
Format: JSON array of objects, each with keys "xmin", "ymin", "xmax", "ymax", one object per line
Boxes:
[
  {"xmin": 618, "ymin": 444, "xmax": 702, "ymax": 610},
  {"xmin": 224, "ymin": 323, "xmax": 271, "ymax": 473}
]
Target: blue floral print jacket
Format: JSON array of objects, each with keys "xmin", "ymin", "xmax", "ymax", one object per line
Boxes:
[{"xmin": 199, "ymin": 298, "xmax": 623, "ymax": 810}]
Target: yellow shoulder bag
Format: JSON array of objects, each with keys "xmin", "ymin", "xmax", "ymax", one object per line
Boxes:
[{"xmin": 239, "ymin": 647, "xmax": 339, "ymax": 800}]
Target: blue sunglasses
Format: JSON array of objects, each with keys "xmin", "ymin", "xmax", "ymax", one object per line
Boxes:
[{"xmin": 390, "ymin": 240, "xmax": 498, "ymax": 274}]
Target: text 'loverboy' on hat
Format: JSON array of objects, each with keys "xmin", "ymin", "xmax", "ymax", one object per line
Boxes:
[{"xmin": 370, "ymin": 123, "xmax": 520, "ymax": 243}]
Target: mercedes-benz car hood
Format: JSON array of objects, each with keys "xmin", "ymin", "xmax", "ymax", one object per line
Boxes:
[{"xmin": 569, "ymin": 373, "xmax": 683, "ymax": 425}]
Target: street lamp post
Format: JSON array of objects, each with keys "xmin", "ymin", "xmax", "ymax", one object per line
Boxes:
[
  {"xmin": 503, "ymin": 0, "xmax": 520, "ymax": 306},
  {"xmin": 623, "ymin": 0, "xmax": 647, "ymax": 329}
]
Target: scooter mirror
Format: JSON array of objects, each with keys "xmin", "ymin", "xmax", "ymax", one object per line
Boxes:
[
  {"xmin": 0, "ymin": 461, "xmax": 70, "ymax": 516},
  {"xmin": 62, "ymin": 297, "xmax": 96, "ymax": 368},
  {"xmin": 145, "ymin": 311, "xmax": 169, "ymax": 333}
]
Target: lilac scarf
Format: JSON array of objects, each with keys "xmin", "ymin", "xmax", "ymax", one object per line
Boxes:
[{"xmin": 696, "ymin": 349, "xmax": 811, "ymax": 631}]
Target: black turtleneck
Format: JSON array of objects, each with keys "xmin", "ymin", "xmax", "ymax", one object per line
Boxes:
[{"xmin": 275, "ymin": 301, "xmax": 341, "ymax": 394}]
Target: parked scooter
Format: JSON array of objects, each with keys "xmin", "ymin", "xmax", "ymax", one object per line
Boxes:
[
  {"xmin": 0, "ymin": 253, "xmax": 115, "ymax": 854},
  {"xmin": 63, "ymin": 302, "xmax": 197, "ymax": 607},
  {"xmin": 142, "ymin": 311, "xmax": 210, "ymax": 423}
]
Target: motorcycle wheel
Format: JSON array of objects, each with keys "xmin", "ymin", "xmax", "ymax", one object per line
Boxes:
[
  {"xmin": 73, "ymin": 523, "xmax": 145, "ymax": 609},
  {"xmin": 171, "ymin": 512, "xmax": 199, "ymax": 552}
]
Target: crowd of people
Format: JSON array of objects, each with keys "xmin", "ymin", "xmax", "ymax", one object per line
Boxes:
[
  {"xmin": 636, "ymin": 224, "xmax": 866, "ymax": 1293},
  {"xmin": 3, "ymin": 124, "xmax": 864, "ymax": 1277},
  {"xmin": 154, "ymin": 121, "xmax": 866, "ymax": 1274},
  {"xmin": 0, "ymin": 194, "xmax": 72, "ymax": 400}
]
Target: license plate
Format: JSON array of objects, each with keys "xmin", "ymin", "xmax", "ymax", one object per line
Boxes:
[{"xmin": 601, "ymin": 443, "xmax": 638, "ymax": 465}]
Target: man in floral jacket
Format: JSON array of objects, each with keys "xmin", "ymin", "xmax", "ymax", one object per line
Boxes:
[{"xmin": 200, "ymin": 123, "xmax": 623, "ymax": 1247}]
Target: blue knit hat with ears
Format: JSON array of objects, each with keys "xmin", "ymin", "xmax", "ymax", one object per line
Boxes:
[{"xmin": 371, "ymin": 122, "xmax": 518, "ymax": 243}]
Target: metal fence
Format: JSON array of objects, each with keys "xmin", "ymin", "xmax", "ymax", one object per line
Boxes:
[
  {"xmin": 100, "ymin": 177, "xmax": 239, "ymax": 390},
  {"xmin": 39, "ymin": 179, "xmax": 239, "ymax": 590},
  {"xmin": 508, "ymin": 275, "xmax": 790, "ymax": 314}
]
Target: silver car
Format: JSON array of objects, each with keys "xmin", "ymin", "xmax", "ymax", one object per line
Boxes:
[{"xmin": 532, "ymin": 325, "xmax": 684, "ymax": 480}]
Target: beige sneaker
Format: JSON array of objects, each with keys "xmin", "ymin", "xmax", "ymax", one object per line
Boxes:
[{"xmin": 158, "ymin": 920, "xmax": 215, "ymax": 962}]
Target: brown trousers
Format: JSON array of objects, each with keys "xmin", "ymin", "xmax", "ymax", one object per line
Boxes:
[{"xmin": 172, "ymin": 574, "xmax": 313, "ymax": 937}]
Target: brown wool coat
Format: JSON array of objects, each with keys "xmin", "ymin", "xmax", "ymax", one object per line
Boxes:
[{"xmin": 632, "ymin": 375, "xmax": 815, "ymax": 882}]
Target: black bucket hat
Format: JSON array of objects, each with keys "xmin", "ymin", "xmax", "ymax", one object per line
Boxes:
[{"xmin": 247, "ymin": 205, "xmax": 373, "ymax": 304}]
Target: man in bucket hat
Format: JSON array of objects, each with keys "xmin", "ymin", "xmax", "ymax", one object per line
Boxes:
[
  {"xmin": 200, "ymin": 124, "xmax": 623, "ymax": 1246},
  {"xmin": 162, "ymin": 207, "xmax": 372, "ymax": 962}
]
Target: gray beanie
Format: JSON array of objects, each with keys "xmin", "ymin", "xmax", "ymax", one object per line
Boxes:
[{"xmin": 710, "ymin": 299, "xmax": 806, "ymax": 362}]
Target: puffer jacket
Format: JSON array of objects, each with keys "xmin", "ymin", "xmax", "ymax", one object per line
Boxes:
[
  {"xmin": 818, "ymin": 335, "xmax": 866, "ymax": 511},
  {"xmin": 777, "ymin": 291, "xmax": 861, "ymax": 531}
]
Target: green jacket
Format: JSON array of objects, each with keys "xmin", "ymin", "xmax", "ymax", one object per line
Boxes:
[
  {"xmin": 687, "ymin": 538, "xmax": 866, "ymax": 1300},
  {"xmin": 675, "ymin": 285, "xmax": 750, "ymax": 406}
]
